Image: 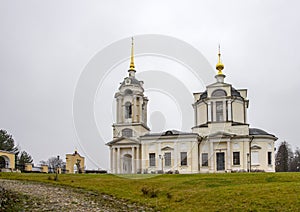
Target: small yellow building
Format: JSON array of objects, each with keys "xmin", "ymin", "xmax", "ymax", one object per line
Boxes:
[
  {"xmin": 65, "ymin": 150, "xmax": 85, "ymax": 173},
  {"xmin": 0, "ymin": 150, "xmax": 15, "ymax": 170},
  {"xmin": 41, "ymin": 164, "xmax": 49, "ymax": 173},
  {"xmin": 24, "ymin": 163, "xmax": 33, "ymax": 171}
]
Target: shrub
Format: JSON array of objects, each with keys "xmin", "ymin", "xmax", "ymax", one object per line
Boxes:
[
  {"xmin": 166, "ymin": 192, "xmax": 172, "ymax": 199},
  {"xmin": 141, "ymin": 186, "xmax": 159, "ymax": 198},
  {"xmin": 157, "ymin": 170, "xmax": 163, "ymax": 174}
]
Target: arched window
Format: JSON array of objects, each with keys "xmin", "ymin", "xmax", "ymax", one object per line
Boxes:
[
  {"xmin": 124, "ymin": 89, "xmax": 133, "ymax": 95},
  {"xmin": 125, "ymin": 102, "xmax": 132, "ymax": 119},
  {"xmin": 212, "ymin": 89, "xmax": 227, "ymax": 97},
  {"xmin": 122, "ymin": 128, "xmax": 133, "ymax": 137},
  {"xmin": 216, "ymin": 101, "xmax": 224, "ymax": 122}
]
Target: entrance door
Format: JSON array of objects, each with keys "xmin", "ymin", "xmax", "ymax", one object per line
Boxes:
[
  {"xmin": 122, "ymin": 154, "xmax": 132, "ymax": 174},
  {"xmin": 216, "ymin": 152, "xmax": 225, "ymax": 171}
]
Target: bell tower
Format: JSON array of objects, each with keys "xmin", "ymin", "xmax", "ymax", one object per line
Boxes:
[{"xmin": 112, "ymin": 38, "xmax": 150, "ymax": 139}]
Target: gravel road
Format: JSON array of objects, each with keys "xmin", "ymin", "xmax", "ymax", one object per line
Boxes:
[{"xmin": 0, "ymin": 179, "xmax": 153, "ymax": 211}]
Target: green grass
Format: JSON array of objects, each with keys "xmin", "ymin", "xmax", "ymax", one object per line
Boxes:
[{"xmin": 1, "ymin": 172, "xmax": 300, "ymax": 211}]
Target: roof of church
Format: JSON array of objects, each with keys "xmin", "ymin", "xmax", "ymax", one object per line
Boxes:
[
  {"xmin": 231, "ymin": 87, "xmax": 242, "ymax": 97},
  {"xmin": 249, "ymin": 128, "xmax": 275, "ymax": 137},
  {"xmin": 142, "ymin": 130, "xmax": 198, "ymax": 137},
  {"xmin": 197, "ymin": 49, "xmax": 245, "ymax": 101},
  {"xmin": 120, "ymin": 77, "xmax": 142, "ymax": 86},
  {"xmin": 106, "ymin": 137, "xmax": 140, "ymax": 146},
  {"xmin": 199, "ymin": 87, "xmax": 242, "ymax": 100}
]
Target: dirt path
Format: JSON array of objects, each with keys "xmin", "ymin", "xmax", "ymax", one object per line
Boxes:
[{"xmin": 0, "ymin": 179, "xmax": 152, "ymax": 211}]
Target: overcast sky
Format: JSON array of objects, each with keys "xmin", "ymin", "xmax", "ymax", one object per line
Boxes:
[{"xmin": 1, "ymin": 0, "xmax": 299, "ymax": 170}]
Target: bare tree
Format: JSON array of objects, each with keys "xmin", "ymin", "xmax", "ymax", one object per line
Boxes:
[
  {"xmin": 47, "ymin": 156, "xmax": 64, "ymax": 173},
  {"xmin": 290, "ymin": 148, "xmax": 300, "ymax": 172}
]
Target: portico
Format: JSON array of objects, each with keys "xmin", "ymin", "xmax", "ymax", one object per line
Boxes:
[{"xmin": 109, "ymin": 144, "xmax": 141, "ymax": 174}]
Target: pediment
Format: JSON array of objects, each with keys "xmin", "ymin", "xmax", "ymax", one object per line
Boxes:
[
  {"xmin": 106, "ymin": 137, "xmax": 140, "ymax": 146},
  {"xmin": 251, "ymin": 145, "xmax": 262, "ymax": 150},
  {"xmin": 161, "ymin": 146, "xmax": 174, "ymax": 151}
]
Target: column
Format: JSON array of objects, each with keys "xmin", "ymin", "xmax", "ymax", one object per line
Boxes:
[
  {"xmin": 244, "ymin": 103, "xmax": 247, "ymax": 124},
  {"xmin": 158, "ymin": 142, "xmax": 161, "ymax": 171},
  {"xmin": 114, "ymin": 148, "xmax": 117, "ymax": 173},
  {"xmin": 131, "ymin": 147, "xmax": 135, "ymax": 174},
  {"xmin": 208, "ymin": 102, "xmax": 212, "ymax": 122},
  {"xmin": 227, "ymin": 141, "xmax": 231, "ymax": 171},
  {"xmin": 132, "ymin": 96, "xmax": 136, "ymax": 123},
  {"xmin": 110, "ymin": 147, "xmax": 114, "ymax": 173},
  {"xmin": 120, "ymin": 98, "xmax": 124, "ymax": 123},
  {"xmin": 211, "ymin": 102, "xmax": 215, "ymax": 122},
  {"xmin": 210, "ymin": 142, "xmax": 214, "ymax": 172},
  {"xmin": 144, "ymin": 100, "xmax": 148, "ymax": 124},
  {"xmin": 223, "ymin": 101, "xmax": 227, "ymax": 122},
  {"xmin": 139, "ymin": 98, "xmax": 142, "ymax": 123},
  {"xmin": 117, "ymin": 147, "xmax": 120, "ymax": 174},
  {"xmin": 116, "ymin": 98, "xmax": 120, "ymax": 123},
  {"xmin": 194, "ymin": 104, "xmax": 198, "ymax": 126},
  {"xmin": 227, "ymin": 101, "xmax": 232, "ymax": 121},
  {"xmin": 136, "ymin": 97, "xmax": 140, "ymax": 123},
  {"xmin": 136, "ymin": 146, "xmax": 140, "ymax": 173},
  {"xmin": 174, "ymin": 142, "xmax": 178, "ymax": 170},
  {"xmin": 141, "ymin": 144, "xmax": 146, "ymax": 173}
]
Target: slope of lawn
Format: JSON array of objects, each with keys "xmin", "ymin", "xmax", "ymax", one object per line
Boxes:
[{"xmin": 1, "ymin": 172, "xmax": 299, "ymax": 211}]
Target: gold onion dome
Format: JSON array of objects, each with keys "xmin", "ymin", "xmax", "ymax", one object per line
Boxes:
[{"xmin": 216, "ymin": 45, "xmax": 224, "ymax": 75}]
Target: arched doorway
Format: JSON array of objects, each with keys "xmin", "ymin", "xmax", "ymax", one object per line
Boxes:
[
  {"xmin": 0, "ymin": 156, "xmax": 8, "ymax": 169},
  {"xmin": 73, "ymin": 164, "xmax": 77, "ymax": 173},
  {"xmin": 122, "ymin": 154, "xmax": 132, "ymax": 174}
]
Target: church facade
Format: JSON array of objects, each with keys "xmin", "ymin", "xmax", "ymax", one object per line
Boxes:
[{"xmin": 106, "ymin": 40, "xmax": 277, "ymax": 174}]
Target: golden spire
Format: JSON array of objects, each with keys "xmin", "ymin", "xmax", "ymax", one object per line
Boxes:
[
  {"xmin": 129, "ymin": 37, "xmax": 135, "ymax": 70},
  {"xmin": 216, "ymin": 45, "xmax": 224, "ymax": 75}
]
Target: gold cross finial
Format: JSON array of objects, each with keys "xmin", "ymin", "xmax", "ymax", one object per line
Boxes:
[
  {"xmin": 129, "ymin": 37, "xmax": 135, "ymax": 70},
  {"xmin": 216, "ymin": 44, "xmax": 224, "ymax": 75}
]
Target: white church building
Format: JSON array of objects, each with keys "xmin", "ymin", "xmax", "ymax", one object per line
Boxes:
[{"xmin": 106, "ymin": 40, "xmax": 277, "ymax": 174}]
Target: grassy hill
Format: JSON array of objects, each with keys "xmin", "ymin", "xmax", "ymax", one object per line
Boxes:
[{"xmin": 1, "ymin": 172, "xmax": 299, "ymax": 211}]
